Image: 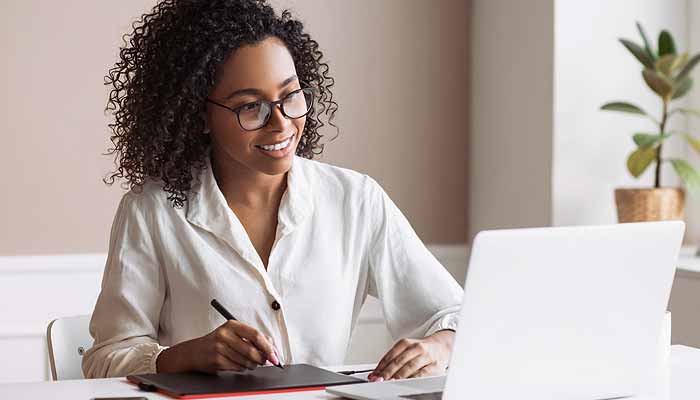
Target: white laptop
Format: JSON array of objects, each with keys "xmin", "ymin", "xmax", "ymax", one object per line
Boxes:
[{"xmin": 327, "ymin": 221, "xmax": 684, "ymax": 400}]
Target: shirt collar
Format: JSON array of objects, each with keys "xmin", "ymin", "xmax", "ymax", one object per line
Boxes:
[{"xmin": 185, "ymin": 155, "xmax": 314, "ymax": 260}]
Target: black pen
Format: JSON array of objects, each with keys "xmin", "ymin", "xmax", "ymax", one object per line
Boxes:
[
  {"xmin": 210, "ymin": 299, "xmax": 284, "ymax": 369},
  {"xmin": 337, "ymin": 368, "xmax": 375, "ymax": 375}
]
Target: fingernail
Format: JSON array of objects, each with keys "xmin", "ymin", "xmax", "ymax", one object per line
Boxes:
[
  {"xmin": 269, "ymin": 351, "xmax": 280, "ymax": 366},
  {"xmin": 376, "ymin": 377, "xmax": 384, "ymax": 382}
]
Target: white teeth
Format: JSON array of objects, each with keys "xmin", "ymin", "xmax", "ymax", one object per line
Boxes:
[{"xmin": 259, "ymin": 137, "xmax": 291, "ymax": 151}]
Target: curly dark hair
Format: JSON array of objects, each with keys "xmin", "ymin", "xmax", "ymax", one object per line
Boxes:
[{"xmin": 104, "ymin": 0, "xmax": 338, "ymax": 207}]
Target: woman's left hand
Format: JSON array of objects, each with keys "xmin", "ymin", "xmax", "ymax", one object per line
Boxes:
[{"xmin": 368, "ymin": 330, "xmax": 455, "ymax": 382}]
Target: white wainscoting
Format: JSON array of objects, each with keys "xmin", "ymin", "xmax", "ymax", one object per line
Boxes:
[
  {"xmin": 0, "ymin": 245, "xmax": 468, "ymax": 383},
  {"xmin": 0, "ymin": 253, "xmax": 106, "ymax": 383}
]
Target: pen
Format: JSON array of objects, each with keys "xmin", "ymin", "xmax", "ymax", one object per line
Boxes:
[
  {"xmin": 210, "ymin": 299, "xmax": 284, "ymax": 369},
  {"xmin": 337, "ymin": 369, "xmax": 375, "ymax": 375}
]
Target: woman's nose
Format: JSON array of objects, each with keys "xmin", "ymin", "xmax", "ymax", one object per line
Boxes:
[{"xmin": 266, "ymin": 103, "xmax": 290, "ymax": 131}]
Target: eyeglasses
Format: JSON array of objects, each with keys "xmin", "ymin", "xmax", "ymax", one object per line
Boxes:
[{"xmin": 206, "ymin": 87, "xmax": 315, "ymax": 131}]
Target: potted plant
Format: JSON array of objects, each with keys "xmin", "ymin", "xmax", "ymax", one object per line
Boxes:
[{"xmin": 601, "ymin": 22, "xmax": 700, "ymax": 222}]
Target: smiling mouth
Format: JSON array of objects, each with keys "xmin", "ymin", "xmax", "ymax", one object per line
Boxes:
[{"xmin": 255, "ymin": 135, "xmax": 294, "ymax": 151}]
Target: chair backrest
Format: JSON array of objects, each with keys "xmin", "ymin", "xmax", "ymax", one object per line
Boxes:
[{"xmin": 46, "ymin": 315, "xmax": 92, "ymax": 380}]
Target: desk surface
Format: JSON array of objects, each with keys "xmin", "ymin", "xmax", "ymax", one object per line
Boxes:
[{"xmin": 2, "ymin": 347, "xmax": 700, "ymax": 399}]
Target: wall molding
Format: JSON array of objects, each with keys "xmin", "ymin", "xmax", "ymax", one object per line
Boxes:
[
  {"xmin": 0, "ymin": 253, "xmax": 107, "ymax": 274},
  {"xmin": 0, "ymin": 245, "xmax": 468, "ymax": 382},
  {"xmin": 0, "ymin": 245, "xmax": 469, "ymax": 337},
  {"xmin": 0, "ymin": 245, "xmax": 468, "ymax": 273},
  {"xmin": 0, "ymin": 323, "xmax": 48, "ymax": 339}
]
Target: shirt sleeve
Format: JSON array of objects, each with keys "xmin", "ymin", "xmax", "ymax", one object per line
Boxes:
[
  {"xmin": 82, "ymin": 192, "xmax": 168, "ymax": 378},
  {"xmin": 365, "ymin": 177, "xmax": 463, "ymax": 340}
]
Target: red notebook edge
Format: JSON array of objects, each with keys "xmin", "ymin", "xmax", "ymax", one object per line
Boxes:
[
  {"xmin": 126, "ymin": 375, "xmax": 329, "ymax": 399},
  {"xmin": 173, "ymin": 386, "xmax": 328, "ymax": 399}
]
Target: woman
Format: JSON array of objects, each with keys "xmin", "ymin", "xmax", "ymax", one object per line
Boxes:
[{"xmin": 83, "ymin": 0, "xmax": 463, "ymax": 382}]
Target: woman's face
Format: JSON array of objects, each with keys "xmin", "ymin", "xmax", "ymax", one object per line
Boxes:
[{"xmin": 206, "ymin": 36, "xmax": 305, "ymax": 177}]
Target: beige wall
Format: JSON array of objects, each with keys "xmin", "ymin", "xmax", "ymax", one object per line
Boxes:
[
  {"xmin": 468, "ymin": 0, "xmax": 553, "ymax": 238},
  {"xmin": 0, "ymin": 1, "xmax": 469, "ymax": 255},
  {"xmin": 0, "ymin": 0, "xmax": 155, "ymax": 255}
]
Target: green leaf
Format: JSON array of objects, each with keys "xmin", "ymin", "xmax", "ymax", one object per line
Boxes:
[
  {"xmin": 620, "ymin": 39, "xmax": 655, "ymax": 69},
  {"xmin": 684, "ymin": 134, "xmax": 700, "ymax": 154},
  {"xmin": 627, "ymin": 147, "xmax": 658, "ymax": 178},
  {"xmin": 633, "ymin": 133, "xmax": 667, "ymax": 148},
  {"xmin": 676, "ymin": 53, "xmax": 700, "ymax": 81},
  {"xmin": 643, "ymin": 69, "xmax": 673, "ymax": 98},
  {"xmin": 636, "ymin": 21, "xmax": 656, "ymax": 60},
  {"xmin": 673, "ymin": 108, "xmax": 700, "ymax": 117},
  {"xmin": 656, "ymin": 54, "xmax": 676, "ymax": 76},
  {"xmin": 658, "ymin": 30, "xmax": 677, "ymax": 56},
  {"xmin": 600, "ymin": 101, "xmax": 648, "ymax": 115},
  {"xmin": 671, "ymin": 52, "xmax": 689, "ymax": 73},
  {"xmin": 670, "ymin": 159, "xmax": 700, "ymax": 193},
  {"xmin": 672, "ymin": 77, "xmax": 693, "ymax": 100}
]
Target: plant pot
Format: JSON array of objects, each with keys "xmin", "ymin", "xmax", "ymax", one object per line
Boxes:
[{"xmin": 614, "ymin": 188, "xmax": 685, "ymax": 223}]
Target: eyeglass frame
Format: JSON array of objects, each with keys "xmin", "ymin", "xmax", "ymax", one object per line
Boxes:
[{"xmin": 205, "ymin": 87, "xmax": 315, "ymax": 132}]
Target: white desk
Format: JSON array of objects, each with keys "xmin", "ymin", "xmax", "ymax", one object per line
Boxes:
[{"xmin": 2, "ymin": 346, "xmax": 700, "ymax": 399}]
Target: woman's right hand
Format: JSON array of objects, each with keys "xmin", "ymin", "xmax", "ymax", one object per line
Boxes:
[{"xmin": 156, "ymin": 321, "xmax": 281, "ymax": 373}]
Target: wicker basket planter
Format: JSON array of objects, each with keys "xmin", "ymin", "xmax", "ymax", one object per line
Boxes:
[{"xmin": 614, "ymin": 188, "xmax": 685, "ymax": 223}]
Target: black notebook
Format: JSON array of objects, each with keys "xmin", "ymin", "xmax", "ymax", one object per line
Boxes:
[{"xmin": 127, "ymin": 363, "xmax": 365, "ymax": 399}]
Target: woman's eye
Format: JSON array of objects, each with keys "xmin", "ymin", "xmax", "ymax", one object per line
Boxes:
[
  {"xmin": 284, "ymin": 91, "xmax": 301, "ymax": 102},
  {"xmin": 240, "ymin": 102, "xmax": 261, "ymax": 112}
]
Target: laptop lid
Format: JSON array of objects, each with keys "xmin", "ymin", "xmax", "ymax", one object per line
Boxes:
[{"xmin": 443, "ymin": 221, "xmax": 684, "ymax": 400}]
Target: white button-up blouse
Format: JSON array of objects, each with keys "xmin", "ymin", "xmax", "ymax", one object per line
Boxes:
[{"xmin": 82, "ymin": 156, "xmax": 463, "ymax": 378}]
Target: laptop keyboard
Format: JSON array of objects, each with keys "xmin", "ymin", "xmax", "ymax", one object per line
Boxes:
[{"xmin": 400, "ymin": 392, "xmax": 443, "ymax": 400}]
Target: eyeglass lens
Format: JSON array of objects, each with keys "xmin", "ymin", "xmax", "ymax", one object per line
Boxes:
[{"xmin": 239, "ymin": 89, "xmax": 313, "ymax": 130}]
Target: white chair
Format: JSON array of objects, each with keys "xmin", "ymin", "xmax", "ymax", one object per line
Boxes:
[{"xmin": 46, "ymin": 315, "xmax": 92, "ymax": 380}]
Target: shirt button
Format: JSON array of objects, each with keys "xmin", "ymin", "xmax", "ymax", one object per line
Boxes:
[{"xmin": 271, "ymin": 300, "xmax": 281, "ymax": 311}]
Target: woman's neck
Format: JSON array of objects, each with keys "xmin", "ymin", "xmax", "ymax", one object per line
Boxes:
[{"xmin": 211, "ymin": 152, "xmax": 287, "ymax": 209}]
